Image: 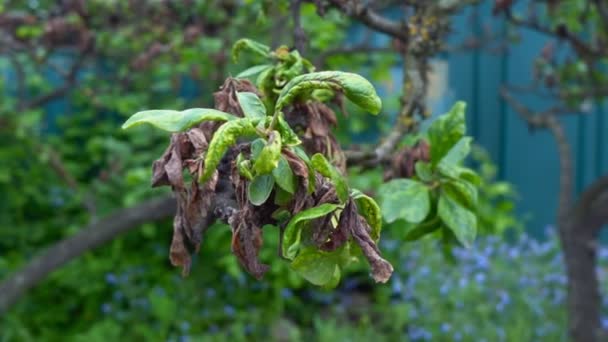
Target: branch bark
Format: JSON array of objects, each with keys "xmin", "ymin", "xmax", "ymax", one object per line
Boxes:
[
  {"xmin": 501, "ymin": 88, "xmax": 607, "ymax": 342},
  {"xmin": 0, "ymin": 196, "xmax": 176, "ymax": 315}
]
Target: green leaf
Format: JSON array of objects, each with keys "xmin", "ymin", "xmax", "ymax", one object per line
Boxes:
[
  {"xmin": 415, "ymin": 161, "xmax": 433, "ymax": 182},
  {"xmin": 291, "ymin": 247, "xmax": 341, "ymax": 286},
  {"xmin": 274, "ymin": 186, "xmax": 293, "ymax": 206},
  {"xmin": 248, "ymin": 174, "xmax": 275, "ymax": 206},
  {"xmin": 253, "ymin": 131, "xmax": 282, "ymax": 175},
  {"xmin": 236, "ymin": 64, "xmax": 272, "ymax": 79},
  {"xmin": 122, "ymin": 108, "xmax": 237, "ymax": 132},
  {"xmin": 438, "ymin": 137, "xmax": 471, "ymax": 168},
  {"xmin": 403, "ymin": 216, "xmax": 441, "ymax": 241},
  {"xmin": 236, "ymin": 92, "xmax": 266, "ymax": 119},
  {"xmin": 232, "ymin": 38, "xmax": 271, "ymax": 62},
  {"xmin": 351, "ymin": 189, "xmax": 382, "ymax": 241},
  {"xmin": 438, "ymin": 187, "xmax": 477, "ymax": 248},
  {"xmin": 427, "ymin": 101, "xmax": 466, "ymax": 165},
  {"xmin": 283, "ymin": 203, "xmax": 340, "ymax": 259},
  {"xmin": 272, "ymin": 156, "xmax": 296, "ymax": 194},
  {"xmin": 251, "ymin": 138, "xmax": 265, "ymax": 159},
  {"xmin": 274, "ymin": 115, "xmax": 302, "ymax": 146},
  {"xmin": 275, "ymin": 71, "xmax": 382, "ymax": 114},
  {"xmin": 311, "ymin": 153, "xmax": 348, "ymax": 202},
  {"xmin": 379, "ymin": 179, "xmax": 430, "ymax": 223},
  {"xmin": 236, "ymin": 153, "xmax": 254, "ymax": 180},
  {"xmin": 200, "ymin": 118, "xmax": 256, "ymax": 183},
  {"xmin": 292, "ymin": 146, "xmax": 316, "ymax": 193},
  {"xmin": 444, "ymin": 179, "xmax": 477, "ymax": 210},
  {"xmin": 458, "ymin": 167, "xmax": 482, "ymax": 186}
]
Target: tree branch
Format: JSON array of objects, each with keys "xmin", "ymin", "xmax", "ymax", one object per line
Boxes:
[
  {"xmin": 326, "ymin": 0, "xmax": 407, "ymax": 41},
  {"xmin": 291, "ymin": 0, "xmax": 307, "ymax": 54},
  {"xmin": 0, "ymin": 196, "xmax": 176, "ymax": 315}
]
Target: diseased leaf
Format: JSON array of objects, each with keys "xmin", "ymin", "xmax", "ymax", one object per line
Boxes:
[
  {"xmin": 291, "ymin": 247, "xmax": 341, "ymax": 286},
  {"xmin": 351, "ymin": 189, "xmax": 382, "ymax": 241},
  {"xmin": 438, "ymin": 187, "xmax": 477, "ymax": 248},
  {"xmin": 379, "ymin": 179, "xmax": 430, "ymax": 223},
  {"xmin": 253, "ymin": 131, "xmax": 282, "ymax": 175},
  {"xmin": 274, "ymin": 115, "xmax": 302, "ymax": 146},
  {"xmin": 248, "ymin": 174, "xmax": 275, "ymax": 206},
  {"xmin": 232, "ymin": 38, "xmax": 271, "ymax": 62},
  {"xmin": 200, "ymin": 118, "xmax": 256, "ymax": 182},
  {"xmin": 236, "ymin": 92, "xmax": 266, "ymax": 119},
  {"xmin": 231, "ymin": 209, "xmax": 269, "ymax": 279},
  {"xmin": 275, "ymin": 71, "xmax": 382, "ymax": 115},
  {"xmin": 236, "ymin": 153, "xmax": 254, "ymax": 181},
  {"xmin": 236, "ymin": 64, "xmax": 272, "ymax": 79},
  {"xmin": 122, "ymin": 108, "xmax": 237, "ymax": 132},
  {"xmin": 349, "ymin": 215, "xmax": 393, "ymax": 283},
  {"xmin": 311, "ymin": 153, "xmax": 348, "ymax": 202},
  {"xmin": 283, "ymin": 203, "xmax": 340, "ymax": 260},
  {"xmin": 427, "ymin": 101, "xmax": 466, "ymax": 165},
  {"xmin": 272, "ymin": 156, "xmax": 296, "ymax": 194}
]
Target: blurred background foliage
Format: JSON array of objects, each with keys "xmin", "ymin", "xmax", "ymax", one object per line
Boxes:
[{"xmin": 0, "ymin": 0, "xmax": 604, "ymax": 341}]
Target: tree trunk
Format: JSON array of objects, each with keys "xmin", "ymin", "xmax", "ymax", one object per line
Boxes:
[{"xmin": 560, "ymin": 219, "xmax": 601, "ymax": 342}]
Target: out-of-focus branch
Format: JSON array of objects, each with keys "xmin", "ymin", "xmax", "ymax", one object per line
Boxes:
[
  {"xmin": 500, "ymin": 87, "xmax": 573, "ymax": 212},
  {"xmin": 504, "ymin": 10, "xmax": 603, "ymax": 58},
  {"xmin": 346, "ymin": 53, "xmax": 427, "ymax": 168},
  {"xmin": 325, "ymin": 0, "xmax": 407, "ymax": 40},
  {"xmin": 21, "ymin": 45, "xmax": 91, "ymax": 110},
  {"xmin": 0, "ymin": 196, "xmax": 176, "ymax": 315},
  {"xmin": 291, "ymin": 0, "xmax": 307, "ymax": 54}
]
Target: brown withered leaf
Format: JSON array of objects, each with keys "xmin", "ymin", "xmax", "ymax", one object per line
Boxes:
[
  {"xmin": 350, "ymin": 213, "xmax": 393, "ymax": 283},
  {"xmin": 384, "ymin": 139, "xmax": 430, "ymax": 180},
  {"xmin": 321, "ymin": 199, "xmax": 354, "ymax": 251},
  {"xmin": 285, "ymin": 102, "xmax": 347, "ymax": 173},
  {"xmin": 230, "ymin": 207, "xmax": 270, "ymax": 279},
  {"xmin": 169, "ymin": 195, "xmax": 192, "ymax": 276},
  {"xmin": 213, "ymin": 77, "xmax": 260, "ymax": 117}
]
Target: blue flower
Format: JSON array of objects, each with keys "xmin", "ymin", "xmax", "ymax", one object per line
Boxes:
[
  {"xmin": 105, "ymin": 273, "xmax": 118, "ymax": 285},
  {"xmin": 180, "ymin": 321, "xmax": 190, "ymax": 332},
  {"xmin": 602, "ymin": 317, "xmax": 608, "ymax": 329},
  {"xmin": 281, "ymin": 288, "xmax": 293, "ymax": 299},
  {"xmin": 223, "ymin": 305, "xmax": 235, "ymax": 317},
  {"xmin": 440, "ymin": 323, "xmax": 451, "ymax": 333},
  {"xmin": 475, "ymin": 272, "xmax": 486, "ymax": 285},
  {"xmin": 100, "ymin": 303, "xmax": 112, "ymax": 314}
]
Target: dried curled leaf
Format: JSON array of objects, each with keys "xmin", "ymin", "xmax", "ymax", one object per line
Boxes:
[
  {"xmin": 350, "ymin": 214, "xmax": 394, "ymax": 283},
  {"xmin": 230, "ymin": 208, "xmax": 270, "ymax": 279}
]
